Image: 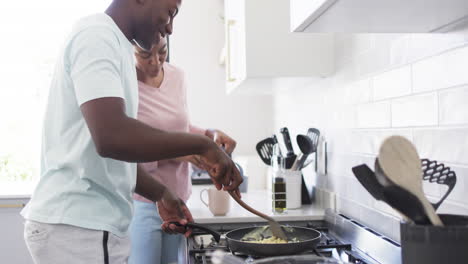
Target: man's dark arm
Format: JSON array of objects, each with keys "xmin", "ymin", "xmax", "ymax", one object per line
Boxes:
[
  {"xmin": 81, "ymin": 97, "xmax": 214, "ymax": 162},
  {"xmin": 134, "ymin": 164, "xmax": 167, "ymax": 202},
  {"xmin": 80, "ymin": 97, "xmax": 243, "ymax": 191}
]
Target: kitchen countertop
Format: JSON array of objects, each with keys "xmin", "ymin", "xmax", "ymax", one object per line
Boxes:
[{"xmin": 186, "ymin": 185, "xmax": 325, "ymax": 224}]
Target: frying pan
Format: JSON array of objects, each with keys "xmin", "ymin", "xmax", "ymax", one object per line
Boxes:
[{"xmin": 172, "ymin": 222, "xmax": 322, "ymax": 257}]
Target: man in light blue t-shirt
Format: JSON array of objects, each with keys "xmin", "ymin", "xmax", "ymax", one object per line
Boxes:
[{"xmin": 21, "ymin": 0, "xmax": 243, "ymax": 263}]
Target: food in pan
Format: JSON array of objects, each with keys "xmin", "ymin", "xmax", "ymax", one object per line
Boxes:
[
  {"xmin": 240, "ymin": 226, "xmax": 302, "ymax": 244},
  {"xmin": 245, "ymin": 236, "xmax": 288, "ymax": 244}
]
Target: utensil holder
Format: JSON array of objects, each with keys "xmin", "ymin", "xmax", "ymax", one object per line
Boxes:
[
  {"xmin": 301, "ymin": 173, "xmax": 311, "ymax": 204},
  {"xmin": 284, "ymin": 170, "xmax": 302, "ymax": 209},
  {"xmin": 400, "ymin": 214, "xmax": 468, "ymax": 264}
]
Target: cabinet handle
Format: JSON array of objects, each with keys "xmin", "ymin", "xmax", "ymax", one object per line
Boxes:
[
  {"xmin": 226, "ymin": 19, "xmax": 237, "ymax": 83},
  {"xmin": 0, "ymin": 204, "xmax": 25, "ymax": 208}
]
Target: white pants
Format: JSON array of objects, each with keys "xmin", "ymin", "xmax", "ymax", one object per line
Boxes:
[{"xmin": 24, "ymin": 220, "xmax": 131, "ymax": 264}]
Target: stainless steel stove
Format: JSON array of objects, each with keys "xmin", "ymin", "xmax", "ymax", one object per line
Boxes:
[{"xmin": 178, "ymin": 209, "xmax": 401, "ymax": 264}]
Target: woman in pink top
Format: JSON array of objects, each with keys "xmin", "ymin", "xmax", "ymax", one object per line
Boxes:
[{"xmin": 128, "ymin": 37, "xmax": 237, "ymax": 264}]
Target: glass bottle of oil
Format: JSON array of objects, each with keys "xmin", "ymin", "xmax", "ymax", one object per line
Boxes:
[
  {"xmin": 272, "ymin": 176, "xmax": 286, "ymax": 213},
  {"xmin": 271, "ymin": 145, "xmax": 287, "ymax": 213}
]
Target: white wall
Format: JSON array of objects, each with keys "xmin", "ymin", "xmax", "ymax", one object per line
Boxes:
[
  {"xmin": 274, "ymin": 32, "xmax": 468, "ymax": 241},
  {"xmin": 170, "ymin": 0, "xmax": 274, "ymax": 157}
]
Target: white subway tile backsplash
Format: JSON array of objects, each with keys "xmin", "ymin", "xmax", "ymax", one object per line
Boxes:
[
  {"xmin": 274, "ymin": 33, "xmax": 468, "ymax": 238},
  {"xmin": 413, "ymin": 45, "xmax": 468, "ymax": 93},
  {"xmin": 422, "ymin": 181, "xmax": 441, "ymax": 200},
  {"xmin": 373, "ymin": 200, "xmax": 402, "ymax": 219},
  {"xmin": 357, "ymin": 101, "xmax": 391, "ymax": 128},
  {"xmin": 437, "ymin": 201, "xmax": 468, "ymax": 215},
  {"xmin": 408, "ymin": 34, "xmax": 468, "ymax": 64},
  {"xmin": 391, "ymin": 34, "xmax": 468, "ymax": 67},
  {"xmin": 332, "ymin": 105, "xmax": 356, "ymax": 129},
  {"xmin": 439, "ymin": 85, "xmax": 468, "ymax": 125},
  {"xmin": 350, "ymin": 129, "xmax": 412, "ymax": 155},
  {"xmin": 336, "ymin": 196, "xmax": 361, "ymax": 220},
  {"xmin": 353, "ymin": 180, "xmax": 375, "ymax": 207},
  {"xmin": 357, "ymin": 48, "xmax": 391, "ymax": 78},
  {"xmin": 444, "ymin": 164, "xmax": 468, "ymax": 205},
  {"xmin": 392, "ymin": 93, "xmax": 438, "ymax": 127},
  {"xmin": 345, "ymin": 79, "xmax": 372, "ymax": 104},
  {"xmin": 373, "ymin": 66, "xmax": 412, "ymax": 100},
  {"xmin": 413, "ymin": 128, "xmax": 468, "ymax": 164},
  {"xmin": 389, "ymin": 35, "xmax": 412, "ymax": 66}
]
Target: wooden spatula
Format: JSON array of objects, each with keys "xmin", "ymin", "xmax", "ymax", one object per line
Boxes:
[
  {"xmin": 378, "ymin": 136, "xmax": 443, "ymax": 226},
  {"xmin": 229, "ymin": 191, "xmax": 288, "ymax": 240}
]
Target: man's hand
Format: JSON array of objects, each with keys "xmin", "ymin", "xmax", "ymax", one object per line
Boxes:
[
  {"xmin": 198, "ymin": 142, "xmax": 243, "ymax": 197},
  {"xmin": 158, "ymin": 189, "xmax": 194, "ymax": 237},
  {"xmin": 206, "ymin": 129, "xmax": 237, "ymax": 155}
]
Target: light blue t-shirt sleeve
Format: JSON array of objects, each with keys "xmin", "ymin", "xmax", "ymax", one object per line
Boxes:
[{"xmin": 69, "ymin": 27, "xmax": 125, "ymax": 106}]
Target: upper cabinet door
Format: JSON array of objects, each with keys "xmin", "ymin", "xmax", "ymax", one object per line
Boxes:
[
  {"xmin": 291, "ymin": 0, "xmax": 468, "ymax": 33},
  {"xmin": 224, "ymin": 0, "xmax": 247, "ymax": 94},
  {"xmin": 224, "ymin": 0, "xmax": 334, "ymax": 94}
]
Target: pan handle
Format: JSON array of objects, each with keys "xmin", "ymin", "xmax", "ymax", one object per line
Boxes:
[{"xmin": 169, "ymin": 222, "xmax": 221, "ymax": 243}]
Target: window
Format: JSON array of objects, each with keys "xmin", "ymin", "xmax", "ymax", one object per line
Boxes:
[{"xmin": 0, "ymin": 0, "xmax": 111, "ymax": 194}]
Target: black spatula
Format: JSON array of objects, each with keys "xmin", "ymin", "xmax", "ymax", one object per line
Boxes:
[
  {"xmin": 255, "ymin": 135, "xmax": 278, "ymax": 166},
  {"xmin": 352, "ymin": 164, "xmax": 386, "ymax": 201}
]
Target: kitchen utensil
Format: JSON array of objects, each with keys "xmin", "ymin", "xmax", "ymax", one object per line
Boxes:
[
  {"xmin": 291, "ymin": 134, "xmax": 315, "ymax": 170},
  {"xmin": 279, "ymin": 127, "xmax": 295, "ymax": 157},
  {"xmin": 374, "ymin": 158, "xmax": 393, "ymax": 187},
  {"xmin": 229, "ymin": 191, "xmax": 288, "ymax": 240},
  {"xmin": 352, "ymin": 164, "xmax": 386, "ymax": 201},
  {"xmin": 352, "ymin": 163, "xmax": 429, "ymax": 224},
  {"xmin": 378, "ymin": 136, "xmax": 443, "ymax": 226},
  {"xmin": 421, "ymin": 158, "xmax": 457, "ymax": 210},
  {"xmin": 307, "ymin": 128, "xmax": 321, "ymax": 170},
  {"xmin": 279, "ymin": 127, "xmax": 296, "ymax": 169},
  {"xmin": 383, "ymin": 185, "xmax": 430, "ymax": 225},
  {"xmin": 271, "ymin": 143, "xmax": 283, "ymax": 170},
  {"xmin": 255, "ymin": 135, "xmax": 278, "ymax": 166},
  {"xmin": 375, "ymin": 158, "xmax": 413, "ymax": 222},
  {"xmin": 296, "ymin": 128, "xmax": 320, "ymax": 204},
  {"xmin": 378, "ymin": 157, "xmax": 457, "ymax": 211},
  {"xmin": 171, "ymin": 222, "xmax": 322, "ymax": 257},
  {"xmin": 306, "ymin": 128, "xmax": 320, "ymax": 150},
  {"xmin": 302, "ymin": 158, "xmax": 314, "ymax": 169}
]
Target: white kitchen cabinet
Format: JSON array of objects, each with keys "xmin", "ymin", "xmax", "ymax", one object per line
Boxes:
[
  {"xmin": 291, "ymin": 0, "xmax": 468, "ymax": 33},
  {"xmin": 224, "ymin": 0, "xmax": 334, "ymax": 94}
]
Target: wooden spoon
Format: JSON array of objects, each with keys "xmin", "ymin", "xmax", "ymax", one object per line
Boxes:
[
  {"xmin": 378, "ymin": 136, "xmax": 443, "ymax": 226},
  {"xmin": 229, "ymin": 191, "xmax": 288, "ymax": 240}
]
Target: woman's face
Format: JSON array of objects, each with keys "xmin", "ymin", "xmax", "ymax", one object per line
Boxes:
[{"xmin": 135, "ymin": 38, "xmax": 168, "ymax": 78}]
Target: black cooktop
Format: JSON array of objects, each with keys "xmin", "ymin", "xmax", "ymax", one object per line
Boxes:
[{"xmin": 186, "ymin": 221, "xmax": 376, "ymax": 264}]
